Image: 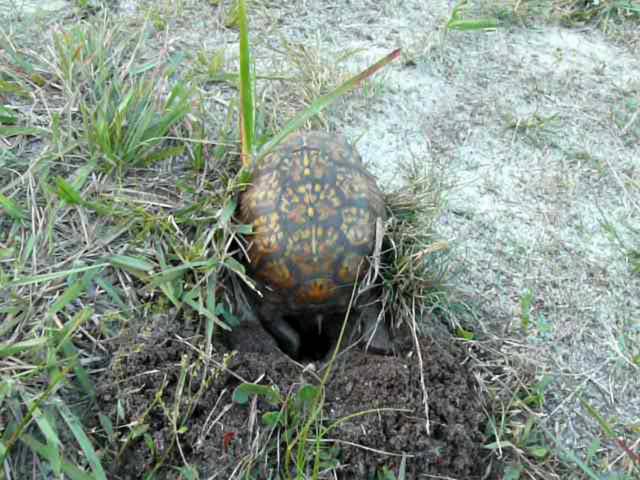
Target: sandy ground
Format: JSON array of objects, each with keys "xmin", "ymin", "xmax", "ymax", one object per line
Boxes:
[
  {"xmin": 250, "ymin": 0, "xmax": 640, "ymax": 452},
  {"xmin": 4, "ymin": 0, "xmax": 639, "ymax": 466}
]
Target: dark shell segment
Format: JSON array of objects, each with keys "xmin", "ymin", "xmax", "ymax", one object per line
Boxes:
[{"xmin": 239, "ymin": 131, "xmax": 385, "ymax": 309}]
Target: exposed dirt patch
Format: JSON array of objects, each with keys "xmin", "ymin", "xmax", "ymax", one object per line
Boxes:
[{"xmin": 99, "ymin": 313, "xmax": 490, "ymax": 479}]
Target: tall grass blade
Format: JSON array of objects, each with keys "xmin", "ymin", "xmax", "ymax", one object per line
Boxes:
[
  {"xmin": 20, "ymin": 434, "xmax": 95, "ymax": 480},
  {"xmin": 447, "ymin": 18, "xmax": 498, "ymax": 31},
  {"xmin": 48, "ymin": 270, "xmax": 99, "ymax": 318},
  {"xmin": 0, "ymin": 193, "xmax": 26, "ymax": 220},
  {"xmin": 0, "ymin": 338, "xmax": 48, "ymax": 358},
  {"xmin": 257, "ymin": 48, "xmax": 401, "ymax": 162},
  {"xmin": 580, "ymin": 399, "xmax": 616, "ymax": 438},
  {"xmin": 57, "ymin": 402, "xmax": 107, "ymax": 480},
  {"xmin": 238, "ymin": 0, "xmax": 255, "ymax": 167},
  {"xmin": 9, "ymin": 264, "xmax": 108, "ymax": 287},
  {"xmin": 22, "ymin": 395, "xmax": 62, "ymax": 475},
  {"xmin": 0, "ymin": 126, "xmax": 48, "ymax": 138},
  {"xmin": 108, "ymin": 255, "xmax": 155, "ymax": 273},
  {"xmin": 182, "ymin": 287, "xmax": 231, "ymax": 330}
]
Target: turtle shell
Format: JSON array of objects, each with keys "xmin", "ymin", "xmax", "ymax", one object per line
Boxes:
[{"xmin": 239, "ymin": 131, "xmax": 385, "ymax": 311}]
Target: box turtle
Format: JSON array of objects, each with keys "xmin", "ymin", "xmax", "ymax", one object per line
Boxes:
[{"xmin": 238, "ymin": 130, "xmax": 390, "ymax": 359}]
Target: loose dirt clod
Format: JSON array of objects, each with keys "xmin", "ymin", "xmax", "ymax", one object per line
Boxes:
[{"xmin": 100, "ymin": 314, "xmax": 490, "ymax": 479}]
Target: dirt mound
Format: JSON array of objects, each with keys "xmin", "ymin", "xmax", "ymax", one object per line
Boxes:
[{"xmin": 99, "ymin": 313, "xmax": 491, "ymax": 479}]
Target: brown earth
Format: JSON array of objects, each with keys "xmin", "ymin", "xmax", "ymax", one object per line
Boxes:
[{"xmin": 98, "ymin": 311, "xmax": 494, "ymax": 479}]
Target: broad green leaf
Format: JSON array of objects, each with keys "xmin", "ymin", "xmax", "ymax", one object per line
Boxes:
[
  {"xmin": 455, "ymin": 327, "xmax": 474, "ymax": 340},
  {"xmin": 296, "ymin": 384, "xmax": 320, "ymax": 408},
  {"xmin": 526, "ymin": 445, "xmax": 549, "ymax": 459},
  {"xmin": 232, "ymin": 383, "xmax": 282, "ymax": 406},
  {"xmin": 262, "ymin": 411, "xmax": 283, "ymax": 427}
]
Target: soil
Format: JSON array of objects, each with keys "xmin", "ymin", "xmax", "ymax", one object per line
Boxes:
[{"xmin": 99, "ymin": 312, "xmax": 491, "ymax": 479}]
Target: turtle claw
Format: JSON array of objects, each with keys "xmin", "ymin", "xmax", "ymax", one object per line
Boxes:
[{"xmin": 259, "ymin": 305, "xmax": 301, "ymax": 359}]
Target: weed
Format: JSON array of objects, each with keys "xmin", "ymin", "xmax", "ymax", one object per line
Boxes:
[
  {"xmin": 446, "ymin": 0, "xmax": 499, "ymax": 32},
  {"xmin": 505, "ymin": 112, "xmax": 562, "ymax": 148},
  {"xmin": 555, "ymin": 0, "xmax": 640, "ymax": 29}
]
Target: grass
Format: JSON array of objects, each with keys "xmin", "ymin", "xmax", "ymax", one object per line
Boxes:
[
  {"xmin": 0, "ymin": 10, "xmax": 238, "ymax": 477},
  {"xmin": 469, "ymin": 0, "xmax": 639, "ymax": 32},
  {"xmin": 2, "ymin": 0, "xmax": 639, "ymax": 478},
  {"xmin": 0, "ymin": 1, "xmax": 407, "ymax": 478}
]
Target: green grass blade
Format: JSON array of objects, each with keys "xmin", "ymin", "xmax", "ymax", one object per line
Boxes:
[
  {"xmin": 150, "ymin": 260, "xmax": 215, "ymax": 285},
  {"xmin": 580, "ymin": 399, "xmax": 616, "ymax": 438},
  {"xmin": 9, "ymin": 264, "xmax": 108, "ymax": 287},
  {"xmin": 55, "ymin": 177, "xmax": 85, "ymax": 205},
  {"xmin": 107, "ymin": 255, "xmax": 155, "ymax": 273},
  {"xmin": 19, "ymin": 434, "xmax": 95, "ymax": 480},
  {"xmin": 257, "ymin": 48, "xmax": 401, "ymax": 162},
  {"xmin": 0, "ymin": 126, "xmax": 48, "ymax": 138},
  {"xmin": 143, "ymin": 144, "xmax": 186, "ymax": 167},
  {"xmin": 48, "ymin": 270, "xmax": 99, "ymax": 318},
  {"xmin": 447, "ymin": 18, "xmax": 498, "ymax": 31},
  {"xmin": 95, "ymin": 276, "xmax": 127, "ymax": 310},
  {"xmin": 182, "ymin": 287, "xmax": 231, "ymax": 331},
  {"xmin": 0, "ymin": 193, "xmax": 26, "ymax": 220},
  {"xmin": 58, "ymin": 308, "xmax": 96, "ymax": 401},
  {"xmin": 57, "ymin": 402, "xmax": 107, "ymax": 480},
  {"xmin": 0, "ymin": 105, "xmax": 18, "ymax": 125},
  {"xmin": 0, "ymin": 338, "xmax": 49, "ymax": 358},
  {"xmin": 238, "ymin": 0, "xmax": 255, "ymax": 167},
  {"xmin": 21, "ymin": 396, "xmax": 62, "ymax": 475}
]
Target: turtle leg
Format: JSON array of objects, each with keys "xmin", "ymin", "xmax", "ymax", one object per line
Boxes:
[
  {"xmin": 258, "ymin": 302, "xmax": 301, "ymax": 359},
  {"xmin": 358, "ymin": 304, "xmax": 393, "ymax": 355}
]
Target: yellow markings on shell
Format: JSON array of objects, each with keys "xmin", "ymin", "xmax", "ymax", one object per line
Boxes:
[
  {"xmin": 253, "ymin": 212, "xmax": 283, "ymax": 252},
  {"xmin": 259, "ymin": 260, "xmax": 294, "ymax": 289},
  {"xmin": 341, "ymin": 208, "xmax": 372, "ymax": 246}
]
